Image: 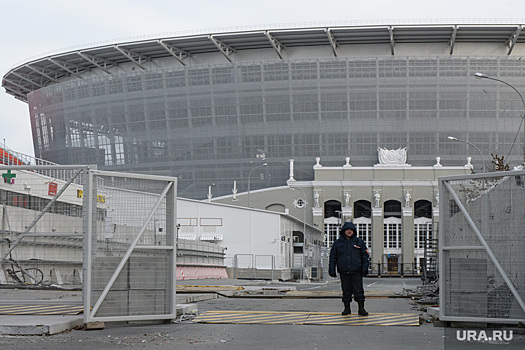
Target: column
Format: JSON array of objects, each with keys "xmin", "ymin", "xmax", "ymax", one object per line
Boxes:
[
  {"xmin": 402, "ymin": 205, "xmax": 414, "ymax": 275},
  {"xmin": 371, "ymin": 207, "xmax": 383, "ymax": 274}
]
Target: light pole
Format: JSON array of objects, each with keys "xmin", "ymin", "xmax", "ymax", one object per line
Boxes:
[
  {"xmin": 247, "ymin": 161, "xmax": 267, "ymax": 207},
  {"xmin": 447, "ymin": 136, "xmax": 486, "ymax": 173},
  {"xmin": 474, "ymin": 72, "xmax": 525, "ymax": 164},
  {"xmin": 247, "ymin": 159, "xmax": 267, "ymax": 261},
  {"xmin": 289, "ymin": 185, "xmax": 308, "ymax": 279}
]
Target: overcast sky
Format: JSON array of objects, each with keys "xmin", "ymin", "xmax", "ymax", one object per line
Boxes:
[{"xmin": 2, "ymin": 0, "xmax": 525, "ymax": 156}]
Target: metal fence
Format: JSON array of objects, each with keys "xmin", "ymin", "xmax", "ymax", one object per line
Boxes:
[
  {"xmin": 227, "ymin": 254, "xmax": 325, "ymax": 281},
  {"xmin": 230, "ymin": 254, "xmax": 276, "ymax": 280},
  {"xmin": 0, "ymin": 165, "xmax": 178, "ymax": 324},
  {"xmin": 439, "ymin": 169, "xmax": 525, "ymax": 324},
  {"xmin": 320, "ymin": 254, "xmax": 422, "ymax": 280},
  {"xmin": 1, "ymin": 165, "xmax": 87, "ymax": 287},
  {"xmin": 85, "ymin": 169, "xmax": 177, "ymax": 323}
]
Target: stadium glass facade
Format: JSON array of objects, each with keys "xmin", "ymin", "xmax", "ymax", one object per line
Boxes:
[{"xmin": 4, "ymin": 25, "xmax": 525, "ymax": 199}]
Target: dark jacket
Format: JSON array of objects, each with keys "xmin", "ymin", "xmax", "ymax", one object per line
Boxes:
[{"xmin": 329, "ymin": 222, "xmax": 370, "ymax": 276}]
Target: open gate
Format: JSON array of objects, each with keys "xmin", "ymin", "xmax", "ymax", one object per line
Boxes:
[
  {"xmin": 439, "ymin": 169, "xmax": 525, "ymax": 324},
  {"xmin": 84, "ymin": 169, "xmax": 177, "ymax": 324},
  {"xmin": 0, "ymin": 164, "xmax": 177, "ymax": 324}
]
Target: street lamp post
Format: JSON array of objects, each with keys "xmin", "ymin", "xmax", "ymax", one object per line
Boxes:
[
  {"xmin": 289, "ymin": 185, "xmax": 308, "ymax": 279},
  {"xmin": 247, "ymin": 161, "xmax": 267, "ymax": 208},
  {"xmin": 474, "ymin": 72, "xmax": 525, "ymax": 164},
  {"xmin": 447, "ymin": 136, "xmax": 486, "ymax": 173},
  {"xmin": 246, "ymin": 161, "xmax": 267, "ymax": 261}
]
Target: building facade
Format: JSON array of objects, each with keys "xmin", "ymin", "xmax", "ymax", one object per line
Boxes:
[
  {"xmin": 0, "ymin": 157, "xmax": 323, "ymax": 281},
  {"xmin": 213, "ymin": 152, "xmax": 473, "ymax": 275},
  {"xmin": 3, "ymin": 23, "xmax": 525, "ymax": 200},
  {"xmin": 177, "ymin": 198, "xmax": 323, "ymax": 280}
]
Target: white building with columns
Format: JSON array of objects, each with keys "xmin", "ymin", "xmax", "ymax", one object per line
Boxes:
[{"xmin": 213, "ymin": 148, "xmax": 473, "ymax": 275}]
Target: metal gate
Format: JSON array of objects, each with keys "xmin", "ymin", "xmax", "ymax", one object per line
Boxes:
[
  {"xmin": 439, "ymin": 169, "xmax": 525, "ymax": 323},
  {"xmin": 0, "ymin": 164, "xmax": 177, "ymax": 324},
  {"xmin": 84, "ymin": 169, "xmax": 177, "ymax": 323}
]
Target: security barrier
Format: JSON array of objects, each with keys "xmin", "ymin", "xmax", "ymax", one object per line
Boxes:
[
  {"xmin": 439, "ymin": 169, "xmax": 525, "ymax": 324},
  {"xmin": 0, "ymin": 164, "xmax": 178, "ymax": 324},
  {"xmin": 84, "ymin": 169, "xmax": 177, "ymax": 323}
]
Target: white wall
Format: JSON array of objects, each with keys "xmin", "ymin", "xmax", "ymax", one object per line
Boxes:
[{"xmin": 177, "ymin": 198, "xmax": 322, "ymax": 270}]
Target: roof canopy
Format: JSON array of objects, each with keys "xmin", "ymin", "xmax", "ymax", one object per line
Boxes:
[{"xmin": 2, "ymin": 23, "xmax": 524, "ymax": 102}]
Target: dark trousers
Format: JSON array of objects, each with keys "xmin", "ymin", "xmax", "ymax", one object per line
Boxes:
[{"xmin": 340, "ymin": 272, "xmax": 365, "ymax": 302}]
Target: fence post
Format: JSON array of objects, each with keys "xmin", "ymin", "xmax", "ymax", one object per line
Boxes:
[
  {"xmin": 234, "ymin": 254, "xmax": 238, "ymax": 279},
  {"xmin": 272, "ymin": 255, "xmax": 274, "ymax": 281}
]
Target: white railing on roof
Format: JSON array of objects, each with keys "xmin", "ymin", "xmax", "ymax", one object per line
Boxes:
[
  {"xmin": 0, "ymin": 147, "xmax": 85, "ymax": 185},
  {"xmin": 0, "ymin": 146, "xmax": 57, "ymax": 167}
]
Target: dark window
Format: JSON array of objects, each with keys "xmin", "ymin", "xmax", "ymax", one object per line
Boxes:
[
  {"xmin": 354, "ymin": 200, "xmax": 371, "ymax": 218},
  {"xmin": 324, "ymin": 200, "xmax": 342, "ymax": 219},
  {"xmin": 414, "ymin": 200, "xmax": 432, "ymax": 218},
  {"xmin": 384, "ymin": 200, "xmax": 401, "ymax": 218}
]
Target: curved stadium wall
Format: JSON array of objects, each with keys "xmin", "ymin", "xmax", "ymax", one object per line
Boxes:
[{"xmin": 7, "ymin": 25, "xmax": 525, "ymax": 199}]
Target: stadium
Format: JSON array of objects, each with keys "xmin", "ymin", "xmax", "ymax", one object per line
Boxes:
[{"xmin": 3, "ymin": 22, "xmax": 525, "ymax": 200}]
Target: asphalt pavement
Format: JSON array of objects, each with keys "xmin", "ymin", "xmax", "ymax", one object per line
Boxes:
[{"xmin": 0, "ymin": 277, "xmax": 523, "ymax": 349}]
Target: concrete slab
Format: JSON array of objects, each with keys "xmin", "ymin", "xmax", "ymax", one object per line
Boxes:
[
  {"xmin": 176, "ymin": 303, "xmax": 198, "ymax": 315},
  {"xmin": 427, "ymin": 306, "xmax": 439, "ymax": 317},
  {"xmin": 178, "ymin": 293, "xmax": 218, "ymax": 303},
  {"xmin": 0, "ymin": 315, "xmax": 83, "ymax": 335},
  {"xmin": 0, "ymin": 293, "xmax": 216, "ymax": 336}
]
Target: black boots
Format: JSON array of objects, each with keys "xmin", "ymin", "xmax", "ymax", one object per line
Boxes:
[
  {"xmin": 357, "ymin": 300, "xmax": 368, "ymax": 316},
  {"xmin": 342, "ymin": 300, "xmax": 368, "ymax": 316},
  {"xmin": 341, "ymin": 301, "xmax": 351, "ymax": 315}
]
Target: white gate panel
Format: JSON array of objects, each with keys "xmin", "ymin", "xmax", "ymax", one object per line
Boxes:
[
  {"xmin": 439, "ymin": 170, "xmax": 525, "ymax": 324},
  {"xmin": 84, "ymin": 170, "xmax": 177, "ymax": 323}
]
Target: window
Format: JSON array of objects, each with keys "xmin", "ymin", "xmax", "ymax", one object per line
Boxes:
[
  {"xmin": 166, "ymin": 70, "xmax": 186, "ymax": 88},
  {"xmin": 414, "ymin": 218, "xmax": 433, "ymax": 249},
  {"xmin": 291, "ymin": 62, "xmax": 318, "ymax": 80},
  {"xmin": 145, "ymin": 72, "xmax": 164, "ymax": 90},
  {"xmin": 265, "ymin": 94, "xmax": 291, "ymax": 122},
  {"xmin": 293, "ymin": 93, "xmax": 318, "ymax": 121},
  {"xmin": 213, "ymin": 66, "xmax": 235, "ymax": 84},
  {"xmin": 268, "ymin": 135, "xmax": 292, "ymax": 157},
  {"xmin": 320, "ymin": 61, "xmax": 347, "ymax": 79},
  {"xmin": 348, "ymin": 59, "xmax": 376, "ymax": 78},
  {"xmin": 322, "ymin": 133, "xmax": 348, "ymax": 157},
  {"xmin": 263, "ymin": 62, "xmax": 289, "ymax": 82},
  {"xmin": 384, "ymin": 218, "xmax": 402, "ymax": 248},
  {"xmin": 92, "ymin": 81, "xmax": 106, "ymax": 96},
  {"xmin": 324, "ymin": 217, "xmax": 339, "ymax": 248},
  {"xmin": 354, "ymin": 217, "xmax": 372, "ymax": 250},
  {"xmin": 240, "ymin": 65, "xmax": 261, "ymax": 83},
  {"xmin": 354, "ymin": 200, "xmax": 371, "ymax": 219},
  {"xmin": 127, "ymin": 75, "xmax": 143, "ymax": 92},
  {"xmin": 108, "ymin": 77, "xmax": 124, "ymax": 94},
  {"xmin": 188, "ymin": 67, "xmax": 210, "ymax": 86}
]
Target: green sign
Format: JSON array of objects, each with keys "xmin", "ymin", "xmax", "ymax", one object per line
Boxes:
[{"xmin": 2, "ymin": 170, "xmax": 16, "ymax": 184}]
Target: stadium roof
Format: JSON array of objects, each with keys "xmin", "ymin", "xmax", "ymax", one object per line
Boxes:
[{"xmin": 2, "ymin": 23, "xmax": 524, "ymax": 102}]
